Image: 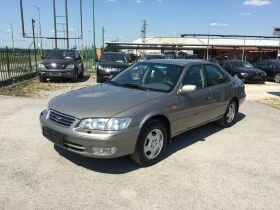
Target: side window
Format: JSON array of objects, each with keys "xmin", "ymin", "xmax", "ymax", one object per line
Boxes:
[
  {"xmin": 225, "ymin": 61, "xmax": 232, "ymax": 68},
  {"xmin": 182, "ymin": 65, "xmax": 206, "ymax": 90},
  {"xmin": 204, "ymin": 64, "xmax": 228, "ymax": 86}
]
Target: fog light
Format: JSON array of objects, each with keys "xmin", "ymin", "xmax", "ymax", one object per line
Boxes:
[{"xmin": 91, "ymin": 147, "xmax": 117, "ymax": 155}]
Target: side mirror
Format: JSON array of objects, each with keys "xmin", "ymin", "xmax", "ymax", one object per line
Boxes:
[
  {"xmin": 95, "ymin": 59, "xmax": 99, "ymax": 62},
  {"xmin": 41, "ymin": 56, "xmax": 45, "ymax": 60},
  {"xmin": 179, "ymin": 85, "xmax": 197, "ymax": 94},
  {"xmin": 77, "ymin": 57, "xmax": 81, "ymax": 60}
]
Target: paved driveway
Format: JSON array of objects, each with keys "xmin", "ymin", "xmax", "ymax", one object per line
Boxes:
[{"xmin": 0, "ymin": 95, "xmax": 280, "ymax": 210}]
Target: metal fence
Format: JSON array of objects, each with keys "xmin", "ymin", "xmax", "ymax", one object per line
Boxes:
[
  {"xmin": 80, "ymin": 47, "xmax": 97, "ymax": 71},
  {"xmin": 0, "ymin": 47, "xmax": 37, "ymax": 87}
]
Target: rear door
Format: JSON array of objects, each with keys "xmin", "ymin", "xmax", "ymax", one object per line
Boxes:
[
  {"xmin": 203, "ymin": 64, "xmax": 233, "ymax": 120},
  {"xmin": 264, "ymin": 61, "xmax": 275, "ymax": 78},
  {"xmin": 175, "ymin": 65, "xmax": 212, "ymax": 133}
]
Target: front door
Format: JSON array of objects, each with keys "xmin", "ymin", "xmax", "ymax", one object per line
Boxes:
[
  {"xmin": 203, "ymin": 64, "xmax": 233, "ymax": 120},
  {"xmin": 264, "ymin": 61, "xmax": 275, "ymax": 79},
  {"xmin": 176, "ymin": 65, "xmax": 212, "ymax": 133}
]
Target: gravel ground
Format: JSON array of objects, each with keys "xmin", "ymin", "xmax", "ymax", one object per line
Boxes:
[{"xmin": 0, "ymin": 79, "xmax": 280, "ymax": 210}]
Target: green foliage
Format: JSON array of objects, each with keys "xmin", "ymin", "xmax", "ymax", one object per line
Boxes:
[{"xmin": 104, "ymin": 43, "xmax": 120, "ymax": 52}]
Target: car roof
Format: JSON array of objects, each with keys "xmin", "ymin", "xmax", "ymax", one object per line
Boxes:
[
  {"xmin": 145, "ymin": 54, "xmax": 165, "ymax": 56},
  {"xmin": 138, "ymin": 59, "xmax": 211, "ymax": 66},
  {"xmin": 227, "ymin": 60, "xmax": 247, "ymax": 62},
  {"xmin": 262, "ymin": 59, "xmax": 279, "ymax": 61}
]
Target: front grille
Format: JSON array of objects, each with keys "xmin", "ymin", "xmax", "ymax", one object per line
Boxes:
[
  {"xmin": 252, "ymin": 73, "xmax": 263, "ymax": 76},
  {"xmin": 48, "ymin": 110, "xmax": 76, "ymax": 127},
  {"xmin": 47, "ymin": 65, "xmax": 64, "ymax": 69}
]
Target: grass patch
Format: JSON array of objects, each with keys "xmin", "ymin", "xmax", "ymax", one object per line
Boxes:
[
  {"xmin": 258, "ymin": 97, "xmax": 280, "ymax": 110},
  {"xmin": 0, "ymin": 79, "xmax": 63, "ymax": 97}
]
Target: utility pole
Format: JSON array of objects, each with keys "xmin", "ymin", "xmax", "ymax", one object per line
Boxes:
[
  {"xmin": 206, "ymin": 25, "xmax": 211, "ymax": 61},
  {"xmin": 31, "ymin": 4, "xmax": 43, "ymax": 55},
  {"xmin": 102, "ymin": 26, "xmax": 105, "ymax": 51},
  {"xmin": 88, "ymin": 30, "xmax": 91, "ymax": 49},
  {"xmin": 65, "ymin": 0, "xmax": 69, "ymax": 49},
  {"xmin": 32, "ymin": 18, "xmax": 37, "ymax": 70},
  {"xmin": 11, "ymin": 22, "xmax": 15, "ymax": 51},
  {"xmin": 93, "ymin": 0, "xmax": 96, "ymax": 69},
  {"xmin": 77, "ymin": 20, "xmax": 80, "ymax": 49}
]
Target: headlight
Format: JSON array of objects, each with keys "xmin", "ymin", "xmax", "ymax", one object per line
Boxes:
[
  {"xmin": 98, "ymin": 65, "xmax": 105, "ymax": 70},
  {"xmin": 105, "ymin": 117, "xmax": 131, "ymax": 130},
  {"xmin": 80, "ymin": 118, "xmax": 108, "ymax": 130},
  {"xmin": 66, "ymin": 64, "xmax": 75, "ymax": 69},
  {"xmin": 79, "ymin": 117, "xmax": 131, "ymax": 131},
  {"xmin": 240, "ymin": 72, "xmax": 249, "ymax": 76},
  {"xmin": 38, "ymin": 64, "xmax": 46, "ymax": 68}
]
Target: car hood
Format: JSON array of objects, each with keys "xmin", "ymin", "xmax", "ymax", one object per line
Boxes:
[
  {"xmin": 234, "ymin": 67, "xmax": 264, "ymax": 73},
  {"xmin": 41, "ymin": 59, "xmax": 74, "ymax": 66},
  {"xmin": 98, "ymin": 62, "xmax": 130, "ymax": 68},
  {"xmin": 48, "ymin": 84, "xmax": 166, "ymax": 119}
]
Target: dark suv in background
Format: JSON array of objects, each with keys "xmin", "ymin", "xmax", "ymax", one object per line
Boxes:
[
  {"xmin": 253, "ymin": 59, "xmax": 280, "ymax": 83},
  {"xmin": 141, "ymin": 53, "xmax": 166, "ymax": 60},
  {"xmin": 96, "ymin": 52, "xmax": 130, "ymax": 83},
  {"xmin": 38, "ymin": 49, "xmax": 84, "ymax": 83}
]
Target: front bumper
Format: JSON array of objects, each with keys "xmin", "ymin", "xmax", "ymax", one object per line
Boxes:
[
  {"xmin": 97, "ymin": 69, "xmax": 122, "ymax": 80},
  {"xmin": 241, "ymin": 74, "xmax": 267, "ymax": 83},
  {"xmin": 37, "ymin": 69, "xmax": 76, "ymax": 78},
  {"xmin": 39, "ymin": 109, "xmax": 140, "ymax": 158}
]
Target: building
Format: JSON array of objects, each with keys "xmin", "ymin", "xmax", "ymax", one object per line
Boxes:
[{"xmin": 118, "ymin": 36, "xmax": 280, "ymax": 63}]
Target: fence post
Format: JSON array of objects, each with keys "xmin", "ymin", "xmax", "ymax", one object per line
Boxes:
[
  {"xmin": 28, "ymin": 50, "xmax": 32, "ymax": 73},
  {"xmin": 5, "ymin": 46, "xmax": 11, "ymax": 79}
]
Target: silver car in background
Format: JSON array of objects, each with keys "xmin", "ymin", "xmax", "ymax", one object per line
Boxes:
[{"xmin": 40, "ymin": 59, "xmax": 246, "ymax": 167}]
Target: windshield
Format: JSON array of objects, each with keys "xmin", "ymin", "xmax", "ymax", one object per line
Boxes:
[
  {"xmin": 111, "ymin": 62, "xmax": 184, "ymax": 93},
  {"xmin": 100, "ymin": 54, "xmax": 127, "ymax": 63},
  {"xmin": 146, "ymin": 55, "xmax": 166, "ymax": 60},
  {"xmin": 46, "ymin": 50, "xmax": 75, "ymax": 59},
  {"xmin": 232, "ymin": 61, "xmax": 253, "ymax": 68},
  {"xmin": 273, "ymin": 61, "xmax": 280, "ymax": 68}
]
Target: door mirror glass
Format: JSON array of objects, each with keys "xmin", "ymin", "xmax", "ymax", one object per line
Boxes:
[
  {"xmin": 179, "ymin": 85, "xmax": 197, "ymax": 94},
  {"xmin": 41, "ymin": 56, "xmax": 45, "ymax": 60}
]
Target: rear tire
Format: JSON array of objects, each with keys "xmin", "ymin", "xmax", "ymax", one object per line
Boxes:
[
  {"xmin": 39, "ymin": 76, "xmax": 46, "ymax": 83},
  {"xmin": 274, "ymin": 73, "xmax": 280, "ymax": 83},
  {"xmin": 217, "ymin": 100, "xmax": 238, "ymax": 128},
  {"xmin": 130, "ymin": 120, "xmax": 167, "ymax": 167}
]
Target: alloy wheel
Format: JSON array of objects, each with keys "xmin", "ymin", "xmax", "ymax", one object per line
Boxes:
[{"xmin": 227, "ymin": 103, "xmax": 236, "ymax": 124}]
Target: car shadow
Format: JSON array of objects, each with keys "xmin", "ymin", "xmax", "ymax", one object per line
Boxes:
[
  {"xmin": 46, "ymin": 75, "xmax": 91, "ymax": 83},
  {"xmin": 54, "ymin": 113, "xmax": 246, "ymax": 174},
  {"xmin": 267, "ymin": 92, "xmax": 280, "ymax": 97}
]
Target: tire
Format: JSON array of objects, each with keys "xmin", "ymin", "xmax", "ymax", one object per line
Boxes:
[
  {"xmin": 233, "ymin": 74, "xmax": 240, "ymax": 79},
  {"xmin": 97, "ymin": 76, "xmax": 102, "ymax": 83},
  {"xmin": 130, "ymin": 120, "xmax": 167, "ymax": 167},
  {"xmin": 71, "ymin": 71, "xmax": 78, "ymax": 83},
  {"xmin": 78, "ymin": 68, "xmax": 84, "ymax": 78},
  {"xmin": 274, "ymin": 73, "xmax": 280, "ymax": 83},
  {"xmin": 217, "ymin": 100, "xmax": 238, "ymax": 128},
  {"xmin": 39, "ymin": 76, "xmax": 46, "ymax": 83}
]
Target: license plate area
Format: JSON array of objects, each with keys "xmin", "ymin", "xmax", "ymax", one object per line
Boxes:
[
  {"xmin": 111, "ymin": 68, "xmax": 119, "ymax": 72},
  {"xmin": 253, "ymin": 76, "xmax": 262, "ymax": 80},
  {"xmin": 50, "ymin": 72, "xmax": 61, "ymax": 76},
  {"xmin": 43, "ymin": 127, "xmax": 65, "ymax": 146}
]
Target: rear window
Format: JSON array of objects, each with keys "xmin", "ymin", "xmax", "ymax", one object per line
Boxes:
[
  {"xmin": 146, "ymin": 55, "xmax": 166, "ymax": 60},
  {"xmin": 100, "ymin": 54, "xmax": 127, "ymax": 63}
]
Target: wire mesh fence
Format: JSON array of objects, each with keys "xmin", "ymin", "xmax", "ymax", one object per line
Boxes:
[{"xmin": 0, "ymin": 47, "xmax": 37, "ymax": 87}]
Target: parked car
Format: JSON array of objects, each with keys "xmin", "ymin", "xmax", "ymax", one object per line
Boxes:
[
  {"xmin": 37, "ymin": 49, "xmax": 84, "ymax": 83},
  {"xmin": 40, "ymin": 59, "xmax": 246, "ymax": 166},
  {"xmin": 141, "ymin": 54, "xmax": 166, "ymax": 60},
  {"xmin": 253, "ymin": 59, "xmax": 280, "ymax": 83},
  {"xmin": 219, "ymin": 60, "xmax": 267, "ymax": 83},
  {"xmin": 96, "ymin": 52, "xmax": 130, "ymax": 83}
]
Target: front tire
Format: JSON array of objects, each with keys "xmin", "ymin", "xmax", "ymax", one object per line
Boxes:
[
  {"xmin": 78, "ymin": 67, "xmax": 84, "ymax": 78},
  {"xmin": 71, "ymin": 70, "xmax": 78, "ymax": 83},
  {"xmin": 233, "ymin": 74, "xmax": 240, "ymax": 79},
  {"xmin": 217, "ymin": 100, "xmax": 238, "ymax": 128},
  {"xmin": 39, "ymin": 76, "xmax": 46, "ymax": 83},
  {"xmin": 130, "ymin": 120, "xmax": 167, "ymax": 167},
  {"xmin": 274, "ymin": 73, "xmax": 280, "ymax": 83}
]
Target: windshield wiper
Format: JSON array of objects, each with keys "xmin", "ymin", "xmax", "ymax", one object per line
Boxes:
[
  {"xmin": 121, "ymin": 83, "xmax": 149, "ymax": 91},
  {"xmin": 105, "ymin": 80, "xmax": 120, "ymax": 86}
]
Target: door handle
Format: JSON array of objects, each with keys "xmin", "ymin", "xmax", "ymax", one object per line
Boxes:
[{"xmin": 204, "ymin": 96, "xmax": 211, "ymax": 100}]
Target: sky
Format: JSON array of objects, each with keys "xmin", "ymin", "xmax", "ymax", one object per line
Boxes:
[{"xmin": 0, "ymin": 0, "xmax": 278, "ymax": 49}]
